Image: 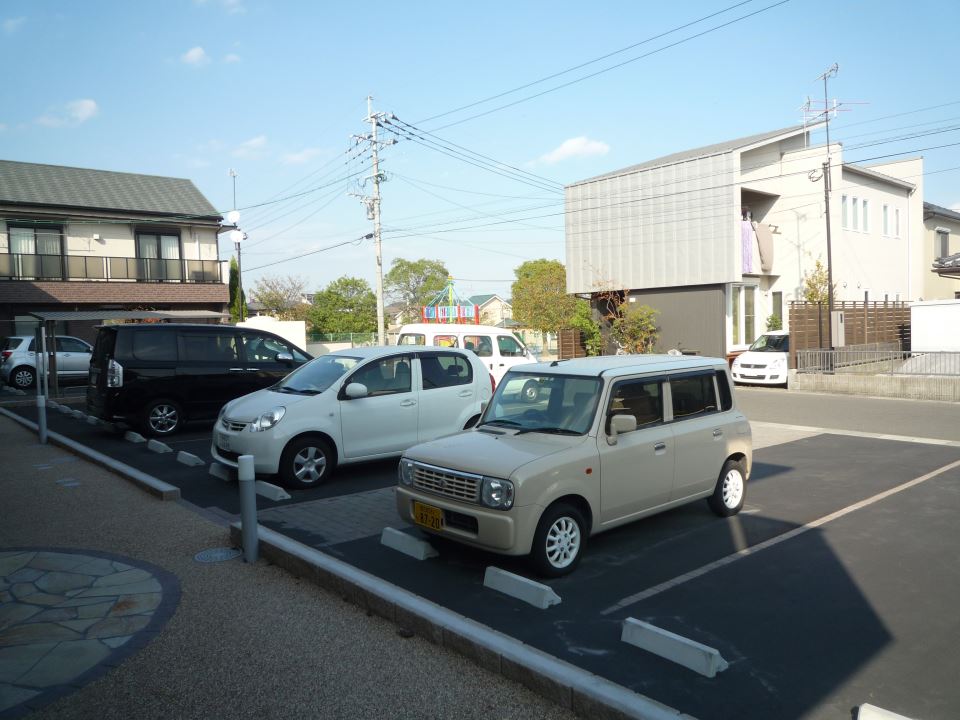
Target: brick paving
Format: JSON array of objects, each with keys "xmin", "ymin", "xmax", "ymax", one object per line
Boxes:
[{"xmin": 256, "ymin": 487, "xmax": 398, "ymax": 546}]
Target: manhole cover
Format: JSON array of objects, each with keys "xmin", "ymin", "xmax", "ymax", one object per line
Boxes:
[{"xmin": 194, "ymin": 547, "xmax": 242, "ymax": 563}]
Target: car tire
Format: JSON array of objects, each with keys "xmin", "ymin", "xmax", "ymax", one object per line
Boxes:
[
  {"xmin": 708, "ymin": 458, "xmax": 747, "ymax": 517},
  {"xmin": 11, "ymin": 366, "xmax": 36, "ymax": 389},
  {"xmin": 529, "ymin": 502, "xmax": 587, "ymax": 578},
  {"xmin": 521, "ymin": 379, "xmax": 540, "ymax": 403},
  {"xmin": 279, "ymin": 435, "xmax": 335, "ymax": 489},
  {"xmin": 141, "ymin": 398, "xmax": 184, "ymax": 437}
]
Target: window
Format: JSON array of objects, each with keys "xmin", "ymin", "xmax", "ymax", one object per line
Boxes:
[
  {"xmin": 606, "ymin": 378, "xmax": 662, "ymax": 432},
  {"xmin": 462, "ymin": 335, "xmax": 493, "ymax": 357},
  {"xmin": 397, "ymin": 334, "xmax": 425, "ymax": 346},
  {"xmin": 432, "ymin": 335, "xmax": 459, "ymax": 348},
  {"xmin": 497, "ymin": 335, "xmax": 525, "ymax": 357},
  {"xmin": 240, "ymin": 332, "xmax": 306, "ymax": 362},
  {"xmin": 841, "ymin": 195, "xmax": 848, "ymax": 229},
  {"xmin": 936, "ymin": 229, "xmax": 950, "ymax": 259},
  {"xmin": 56, "ymin": 337, "xmax": 90, "ymax": 353},
  {"xmin": 862, "ymin": 199, "xmax": 869, "ymax": 232},
  {"xmin": 772, "ymin": 291, "xmax": 783, "ymax": 324},
  {"xmin": 895, "ymin": 208, "xmax": 900, "ymax": 237},
  {"xmin": 7, "ymin": 225, "xmax": 63, "ymax": 279},
  {"xmin": 180, "ymin": 333, "xmax": 239, "ymax": 363},
  {"xmin": 882, "ymin": 204, "xmax": 889, "ymax": 236},
  {"xmin": 715, "ymin": 371, "xmax": 733, "ymax": 411},
  {"xmin": 670, "ymin": 374, "xmax": 718, "ymax": 420},
  {"xmin": 136, "ymin": 232, "xmax": 181, "ymax": 281},
  {"xmin": 851, "ymin": 198, "xmax": 859, "ymax": 231},
  {"xmin": 348, "ymin": 356, "xmax": 412, "ymax": 396},
  {"xmin": 131, "ymin": 330, "xmax": 177, "ymax": 361},
  {"xmin": 730, "ymin": 284, "xmax": 758, "ymax": 346},
  {"xmin": 421, "ymin": 353, "xmax": 472, "ymax": 389}
]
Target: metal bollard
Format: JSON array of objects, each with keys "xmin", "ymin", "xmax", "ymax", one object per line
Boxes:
[
  {"xmin": 36, "ymin": 394, "xmax": 48, "ymax": 445},
  {"xmin": 237, "ymin": 455, "xmax": 259, "ymax": 563}
]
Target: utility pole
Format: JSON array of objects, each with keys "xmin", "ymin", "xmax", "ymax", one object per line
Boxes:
[
  {"xmin": 227, "ymin": 169, "xmax": 245, "ymax": 322},
  {"xmin": 352, "ymin": 97, "xmax": 395, "ymax": 345},
  {"xmin": 816, "ymin": 63, "xmax": 839, "ymax": 349}
]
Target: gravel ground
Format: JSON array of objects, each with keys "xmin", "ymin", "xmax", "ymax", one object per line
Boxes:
[{"xmin": 0, "ymin": 415, "xmax": 575, "ymax": 720}]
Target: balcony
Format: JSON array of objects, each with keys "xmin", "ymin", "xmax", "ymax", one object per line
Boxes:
[{"xmin": 0, "ymin": 253, "xmax": 223, "ymax": 283}]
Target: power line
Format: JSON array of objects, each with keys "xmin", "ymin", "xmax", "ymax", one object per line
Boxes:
[{"xmin": 243, "ymin": 233, "xmax": 373, "ymax": 272}]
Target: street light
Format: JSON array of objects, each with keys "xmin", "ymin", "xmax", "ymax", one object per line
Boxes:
[{"xmin": 226, "ymin": 210, "xmax": 245, "ymax": 321}]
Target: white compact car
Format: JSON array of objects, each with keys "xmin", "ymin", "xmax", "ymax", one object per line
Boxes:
[
  {"xmin": 731, "ymin": 331, "xmax": 790, "ymax": 386},
  {"xmin": 1, "ymin": 335, "xmax": 92, "ymax": 389},
  {"xmin": 211, "ymin": 346, "xmax": 493, "ymax": 489}
]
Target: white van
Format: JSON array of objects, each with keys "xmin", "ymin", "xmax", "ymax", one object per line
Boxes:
[{"xmin": 396, "ymin": 323, "xmax": 536, "ymax": 386}]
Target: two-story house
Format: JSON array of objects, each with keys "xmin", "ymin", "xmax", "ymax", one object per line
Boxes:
[
  {"xmin": 0, "ymin": 160, "xmax": 228, "ymax": 341},
  {"xmin": 564, "ymin": 124, "xmax": 925, "ymax": 357},
  {"xmin": 924, "ymin": 202, "xmax": 960, "ymax": 297}
]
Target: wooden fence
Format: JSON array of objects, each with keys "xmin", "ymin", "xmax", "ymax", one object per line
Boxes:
[
  {"xmin": 788, "ymin": 301, "xmax": 911, "ymax": 367},
  {"xmin": 558, "ymin": 328, "xmax": 587, "ymax": 360}
]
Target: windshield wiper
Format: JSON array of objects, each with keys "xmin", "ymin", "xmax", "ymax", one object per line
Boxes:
[
  {"xmin": 273, "ymin": 386, "xmax": 318, "ymax": 395},
  {"xmin": 514, "ymin": 426, "xmax": 580, "ymax": 436},
  {"xmin": 478, "ymin": 419, "xmax": 522, "ymax": 428}
]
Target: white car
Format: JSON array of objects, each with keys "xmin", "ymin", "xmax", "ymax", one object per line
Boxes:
[
  {"xmin": 1, "ymin": 335, "xmax": 92, "ymax": 389},
  {"xmin": 731, "ymin": 331, "xmax": 790, "ymax": 386},
  {"xmin": 211, "ymin": 346, "xmax": 493, "ymax": 489},
  {"xmin": 397, "ymin": 355, "xmax": 753, "ymax": 577}
]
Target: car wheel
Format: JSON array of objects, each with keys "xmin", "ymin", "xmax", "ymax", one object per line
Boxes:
[
  {"xmin": 141, "ymin": 399, "xmax": 184, "ymax": 436},
  {"xmin": 279, "ymin": 436, "xmax": 335, "ymax": 489},
  {"xmin": 521, "ymin": 379, "xmax": 540, "ymax": 403},
  {"xmin": 708, "ymin": 458, "xmax": 747, "ymax": 517},
  {"xmin": 11, "ymin": 366, "xmax": 36, "ymax": 389},
  {"xmin": 529, "ymin": 502, "xmax": 587, "ymax": 578}
]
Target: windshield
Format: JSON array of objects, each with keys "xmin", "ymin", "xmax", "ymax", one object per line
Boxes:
[
  {"xmin": 478, "ymin": 372, "xmax": 601, "ymax": 435},
  {"xmin": 274, "ymin": 354, "xmax": 360, "ymax": 395},
  {"xmin": 749, "ymin": 334, "xmax": 789, "ymax": 352}
]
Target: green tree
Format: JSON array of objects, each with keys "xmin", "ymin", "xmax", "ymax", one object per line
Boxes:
[
  {"xmin": 511, "ymin": 259, "xmax": 578, "ymax": 334},
  {"xmin": 249, "ymin": 274, "xmax": 307, "ymax": 319},
  {"xmin": 610, "ymin": 304, "xmax": 660, "ymax": 353},
  {"xmin": 310, "ymin": 276, "xmax": 377, "ymax": 333},
  {"xmin": 228, "ymin": 257, "xmax": 246, "ymax": 322},
  {"xmin": 766, "ymin": 314, "xmax": 783, "ymax": 331},
  {"xmin": 570, "ymin": 298, "xmax": 603, "ymax": 356},
  {"xmin": 802, "ymin": 259, "xmax": 836, "ymax": 304},
  {"xmin": 384, "ymin": 258, "xmax": 449, "ymax": 322}
]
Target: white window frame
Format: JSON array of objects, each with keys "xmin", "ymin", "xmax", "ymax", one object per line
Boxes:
[
  {"xmin": 728, "ymin": 283, "xmax": 759, "ymax": 349},
  {"xmin": 936, "ymin": 228, "xmax": 950, "ymax": 259},
  {"xmin": 882, "ymin": 204, "xmax": 889, "ymax": 236},
  {"xmin": 851, "ymin": 197, "xmax": 860, "ymax": 231},
  {"xmin": 841, "ymin": 195, "xmax": 848, "ymax": 229},
  {"xmin": 895, "ymin": 208, "xmax": 900, "ymax": 238},
  {"xmin": 862, "ymin": 199, "xmax": 869, "ymax": 233}
]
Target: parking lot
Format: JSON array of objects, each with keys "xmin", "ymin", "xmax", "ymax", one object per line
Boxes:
[{"xmin": 4, "ymin": 388, "xmax": 960, "ymax": 719}]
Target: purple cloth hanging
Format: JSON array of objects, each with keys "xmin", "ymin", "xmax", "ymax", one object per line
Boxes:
[{"xmin": 741, "ymin": 221, "xmax": 754, "ymax": 273}]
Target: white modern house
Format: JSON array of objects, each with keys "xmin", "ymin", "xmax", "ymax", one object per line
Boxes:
[
  {"xmin": 923, "ymin": 202, "xmax": 960, "ymax": 297},
  {"xmin": 564, "ymin": 124, "xmax": 926, "ymax": 357}
]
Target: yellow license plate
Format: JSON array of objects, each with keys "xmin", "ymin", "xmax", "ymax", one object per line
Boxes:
[{"xmin": 413, "ymin": 501, "xmax": 443, "ymax": 531}]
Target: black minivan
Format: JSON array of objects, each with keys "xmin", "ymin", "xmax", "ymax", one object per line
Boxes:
[{"xmin": 87, "ymin": 323, "xmax": 312, "ymax": 436}]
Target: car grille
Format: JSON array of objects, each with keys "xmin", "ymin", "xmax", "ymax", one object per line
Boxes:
[
  {"xmin": 412, "ymin": 463, "xmax": 481, "ymax": 503},
  {"xmin": 222, "ymin": 417, "xmax": 248, "ymax": 432},
  {"xmin": 739, "ymin": 363, "xmax": 766, "ymax": 369}
]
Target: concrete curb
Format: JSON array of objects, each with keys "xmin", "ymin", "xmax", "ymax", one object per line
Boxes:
[
  {"xmin": 0, "ymin": 407, "xmax": 181, "ymax": 501},
  {"xmin": 229, "ymin": 522, "xmax": 693, "ymax": 720},
  {"xmin": 483, "ymin": 566, "xmax": 561, "ymax": 609}
]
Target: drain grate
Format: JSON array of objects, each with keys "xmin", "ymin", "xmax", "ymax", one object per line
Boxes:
[{"xmin": 194, "ymin": 547, "xmax": 242, "ymax": 563}]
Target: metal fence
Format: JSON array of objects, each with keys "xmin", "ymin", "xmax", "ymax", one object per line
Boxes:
[
  {"xmin": 797, "ymin": 349, "xmax": 960, "ymax": 376},
  {"xmin": 0, "ymin": 253, "xmax": 222, "ymax": 283}
]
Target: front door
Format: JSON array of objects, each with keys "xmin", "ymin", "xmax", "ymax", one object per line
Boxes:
[
  {"xmin": 55, "ymin": 337, "xmax": 92, "ymax": 377},
  {"xmin": 597, "ymin": 377, "xmax": 675, "ymax": 524},
  {"xmin": 339, "ymin": 354, "xmax": 419, "ymax": 458}
]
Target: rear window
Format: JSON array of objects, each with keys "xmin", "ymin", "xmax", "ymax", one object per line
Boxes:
[
  {"xmin": 91, "ymin": 329, "xmax": 116, "ymax": 365},
  {"xmin": 670, "ymin": 374, "xmax": 718, "ymax": 419},
  {"xmin": 131, "ymin": 330, "xmax": 177, "ymax": 362},
  {"xmin": 421, "ymin": 353, "xmax": 473, "ymax": 389},
  {"xmin": 2, "ymin": 337, "xmax": 25, "ymax": 351}
]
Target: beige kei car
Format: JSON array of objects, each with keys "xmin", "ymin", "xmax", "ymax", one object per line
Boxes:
[{"xmin": 396, "ymin": 355, "xmax": 753, "ymax": 577}]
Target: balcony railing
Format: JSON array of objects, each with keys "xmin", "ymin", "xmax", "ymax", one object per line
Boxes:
[{"xmin": 0, "ymin": 253, "xmax": 222, "ymax": 283}]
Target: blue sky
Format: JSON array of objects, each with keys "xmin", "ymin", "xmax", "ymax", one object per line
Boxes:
[{"xmin": 2, "ymin": 0, "xmax": 958, "ymax": 299}]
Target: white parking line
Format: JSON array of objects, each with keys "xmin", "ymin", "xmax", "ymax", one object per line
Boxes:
[
  {"xmin": 751, "ymin": 421, "xmax": 960, "ymax": 448},
  {"xmin": 600, "ymin": 457, "xmax": 960, "ymax": 616}
]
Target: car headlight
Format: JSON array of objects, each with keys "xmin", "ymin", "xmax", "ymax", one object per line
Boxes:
[
  {"xmin": 249, "ymin": 406, "xmax": 285, "ymax": 432},
  {"xmin": 769, "ymin": 356, "xmax": 786, "ymax": 369},
  {"xmin": 398, "ymin": 458, "xmax": 415, "ymax": 486},
  {"xmin": 732, "ymin": 358, "xmax": 742, "ymax": 369},
  {"xmin": 481, "ymin": 477, "xmax": 514, "ymax": 510}
]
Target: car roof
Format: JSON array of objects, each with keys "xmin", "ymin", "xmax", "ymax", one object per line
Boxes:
[
  {"xmin": 398, "ymin": 323, "xmax": 514, "ymax": 334},
  {"xmin": 328, "ymin": 345, "xmax": 471, "ymax": 360},
  {"xmin": 511, "ymin": 354, "xmax": 728, "ymax": 378},
  {"xmin": 758, "ymin": 330, "xmax": 789, "ymax": 336}
]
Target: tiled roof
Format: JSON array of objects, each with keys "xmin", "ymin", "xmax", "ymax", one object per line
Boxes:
[
  {"xmin": 0, "ymin": 159, "xmax": 219, "ymax": 218},
  {"xmin": 469, "ymin": 294, "xmax": 497, "ymax": 305},
  {"xmin": 924, "ymin": 202, "xmax": 960, "ymax": 223}
]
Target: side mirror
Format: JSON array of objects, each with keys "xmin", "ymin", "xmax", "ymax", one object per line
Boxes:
[
  {"xmin": 275, "ymin": 352, "xmax": 294, "ymax": 363},
  {"xmin": 606, "ymin": 414, "xmax": 637, "ymax": 445},
  {"xmin": 344, "ymin": 382, "xmax": 369, "ymax": 399}
]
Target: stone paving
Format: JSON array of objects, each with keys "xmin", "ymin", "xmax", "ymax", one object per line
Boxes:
[
  {"xmin": 256, "ymin": 486, "xmax": 398, "ymax": 546},
  {"xmin": 0, "ymin": 549, "xmax": 179, "ymax": 718}
]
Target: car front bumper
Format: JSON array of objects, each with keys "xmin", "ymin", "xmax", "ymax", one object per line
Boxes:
[{"xmin": 210, "ymin": 421, "xmax": 284, "ymax": 476}]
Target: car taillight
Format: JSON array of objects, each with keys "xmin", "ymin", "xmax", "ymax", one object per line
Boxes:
[
  {"xmin": 489, "ymin": 373, "xmax": 496, "ymax": 394},
  {"xmin": 106, "ymin": 359, "xmax": 123, "ymax": 388},
  {"xmin": 1, "ymin": 351, "xmax": 10, "ymax": 360}
]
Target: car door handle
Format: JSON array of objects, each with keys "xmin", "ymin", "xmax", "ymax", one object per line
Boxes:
[
  {"xmin": 400, "ymin": 399, "xmax": 417, "ymax": 407},
  {"xmin": 654, "ymin": 442, "xmax": 666, "ymax": 453},
  {"xmin": 458, "ymin": 390, "xmax": 473, "ymax": 397},
  {"xmin": 712, "ymin": 429, "xmax": 723, "ymax": 438},
  {"xmin": 246, "ymin": 367, "xmax": 259, "ymax": 371},
  {"xmin": 229, "ymin": 367, "xmax": 245, "ymax": 372}
]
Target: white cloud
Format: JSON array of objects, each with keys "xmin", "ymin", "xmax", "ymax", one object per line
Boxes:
[
  {"xmin": 281, "ymin": 147, "xmax": 323, "ymax": 165},
  {"xmin": 232, "ymin": 135, "xmax": 267, "ymax": 158},
  {"xmin": 36, "ymin": 99, "xmax": 99, "ymax": 128},
  {"xmin": 538, "ymin": 136, "xmax": 610, "ymax": 165},
  {"xmin": 224, "ymin": 53, "xmax": 241, "ymax": 63},
  {"xmin": 181, "ymin": 46, "xmax": 210, "ymax": 66},
  {"xmin": 3, "ymin": 17, "xmax": 26, "ymax": 34}
]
